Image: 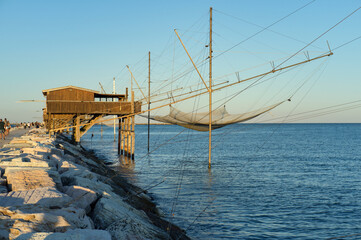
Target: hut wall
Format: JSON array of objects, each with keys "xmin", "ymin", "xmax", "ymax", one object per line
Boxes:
[
  {"xmin": 46, "ymin": 101, "xmax": 132, "ymax": 114},
  {"xmin": 46, "ymin": 88, "xmax": 95, "ymax": 101}
]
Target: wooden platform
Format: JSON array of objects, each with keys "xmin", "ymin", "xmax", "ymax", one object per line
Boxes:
[{"xmin": 42, "ymin": 85, "xmax": 139, "ymax": 158}]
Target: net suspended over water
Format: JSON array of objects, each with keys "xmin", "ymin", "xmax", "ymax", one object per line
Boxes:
[{"xmin": 146, "ymin": 100, "xmax": 286, "ymax": 131}]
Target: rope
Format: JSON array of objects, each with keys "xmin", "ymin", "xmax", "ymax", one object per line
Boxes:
[
  {"xmin": 213, "ymin": 0, "xmax": 316, "ymax": 60},
  {"xmin": 214, "ymin": 8, "xmax": 324, "ymax": 50},
  {"xmin": 275, "ymin": 5, "xmax": 361, "ymax": 70},
  {"xmin": 332, "ymin": 35, "xmax": 361, "ymax": 52}
]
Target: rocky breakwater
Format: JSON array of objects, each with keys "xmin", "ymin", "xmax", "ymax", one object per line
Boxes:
[{"xmin": 0, "ymin": 128, "xmax": 190, "ymax": 240}]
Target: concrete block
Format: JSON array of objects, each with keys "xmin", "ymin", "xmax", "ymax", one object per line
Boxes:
[
  {"xmin": 15, "ymin": 229, "xmax": 112, "ymax": 240},
  {"xmin": 0, "ymin": 187, "xmax": 71, "ymax": 208},
  {"xmin": 65, "ymin": 185, "xmax": 98, "ymax": 213}
]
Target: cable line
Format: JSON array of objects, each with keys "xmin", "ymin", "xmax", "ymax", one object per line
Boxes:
[{"xmin": 213, "ymin": 0, "xmax": 316, "ymax": 60}]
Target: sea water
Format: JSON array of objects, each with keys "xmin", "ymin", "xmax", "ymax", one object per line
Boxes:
[{"xmin": 81, "ymin": 124, "xmax": 361, "ymax": 239}]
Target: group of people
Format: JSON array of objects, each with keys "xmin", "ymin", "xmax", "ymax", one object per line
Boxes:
[
  {"xmin": 0, "ymin": 118, "xmax": 11, "ymax": 140},
  {"xmin": 19, "ymin": 122, "xmax": 41, "ymax": 129}
]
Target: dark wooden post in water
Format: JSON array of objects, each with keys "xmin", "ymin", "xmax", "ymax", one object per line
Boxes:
[
  {"xmin": 148, "ymin": 51, "xmax": 151, "ymax": 153},
  {"xmin": 208, "ymin": 7, "xmax": 213, "ymax": 169},
  {"xmin": 118, "ymin": 117, "xmax": 121, "ymax": 155},
  {"xmin": 121, "ymin": 118, "xmax": 124, "ymax": 154},
  {"xmin": 131, "ymin": 91, "xmax": 135, "ymax": 159}
]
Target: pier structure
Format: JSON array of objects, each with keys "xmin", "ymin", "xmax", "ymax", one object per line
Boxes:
[{"xmin": 42, "ymin": 85, "xmax": 141, "ymax": 158}]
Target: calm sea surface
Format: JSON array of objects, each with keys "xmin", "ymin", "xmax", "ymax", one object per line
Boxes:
[{"xmin": 81, "ymin": 124, "xmax": 361, "ymax": 239}]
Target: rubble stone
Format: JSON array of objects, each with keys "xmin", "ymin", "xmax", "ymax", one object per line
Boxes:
[
  {"xmin": 15, "ymin": 229, "xmax": 112, "ymax": 240},
  {"xmin": 6, "ymin": 169, "xmax": 56, "ymax": 191},
  {"xmin": 65, "ymin": 185, "xmax": 98, "ymax": 214},
  {"xmin": 0, "ymin": 187, "xmax": 71, "ymax": 208}
]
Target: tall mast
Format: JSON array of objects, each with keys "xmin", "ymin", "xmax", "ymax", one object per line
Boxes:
[
  {"xmin": 208, "ymin": 7, "xmax": 212, "ymax": 169},
  {"xmin": 148, "ymin": 51, "xmax": 151, "ymax": 153}
]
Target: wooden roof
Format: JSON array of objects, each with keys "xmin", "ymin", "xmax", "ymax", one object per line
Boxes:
[{"xmin": 42, "ymin": 85, "xmax": 99, "ymax": 96}]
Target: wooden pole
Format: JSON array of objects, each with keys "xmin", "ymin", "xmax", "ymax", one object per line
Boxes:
[
  {"xmin": 121, "ymin": 118, "xmax": 124, "ymax": 154},
  {"xmin": 128, "ymin": 117, "xmax": 131, "ymax": 157},
  {"xmin": 75, "ymin": 115, "xmax": 80, "ymax": 143},
  {"xmin": 125, "ymin": 117, "xmax": 128, "ymax": 155},
  {"xmin": 208, "ymin": 7, "xmax": 213, "ymax": 169},
  {"xmin": 174, "ymin": 29, "xmax": 209, "ymax": 91},
  {"xmin": 49, "ymin": 113, "xmax": 52, "ymax": 137},
  {"xmin": 127, "ymin": 66, "xmax": 148, "ymax": 102},
  {"xmin": 118, "ymin": 117, "xmax": 121, "ymax": 155},
  {"xmin": 113, "ymin": 77, "xmax": 116, "ymax": 141},
  {"xmin": 148, "ymin": 51, "xmax": 151, "ymax": 153},
  {"xmin": 130, "ymin": 91, "xmax": 135, "ymax": 159},
  {"xmin": 72, "ymin": 116, "xmax": 75, "ymax": 141}
]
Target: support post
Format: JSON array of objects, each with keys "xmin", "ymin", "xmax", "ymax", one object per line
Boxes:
[
  {"xmin": 75, "ymin": 115, "xmax": 81, "ymax": 143},
  {"xmin": 48, "ymin": 113, "xmax": 52, "ymax": 137},
  {"xmin": 113, "ymin": 77, "xmax": 116, "ymax": 141},
  {"xmin": 52, "ymin": 114, "xmax": 55, "ymax": 136},
  {"xmin": 208, "ymin": 7, "xmax": 213, "ymax": 169},
  {"xmin": 131, "ymin": 91, "xmax": 135, "ymax": 159},
  {"xmin": 127, "ymin": 117, "xmax": 130, "ymax": 157},
  {"xmin": 72, "ymin": 116, "xmax": 75, "ymax": 141},
  {"xmin": 118, "ymin": 117, "xmax": 121, "ymax": 155},
  {"xmin": 148, "ymin": 51, "xmax": 151, "ymax": 153},
  {"xmin": 121, "ymin": 118, "xmax": 124, "ymax": 154}
]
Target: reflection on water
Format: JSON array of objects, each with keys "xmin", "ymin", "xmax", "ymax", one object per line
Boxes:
[{"xmin": 82, "ymin": 124, "xmax": 361, "ymax": 239}]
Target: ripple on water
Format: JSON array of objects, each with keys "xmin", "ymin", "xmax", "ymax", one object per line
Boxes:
[{"xmin": 81, "ymin": 124, "xmax": 361, "ymax": 239}]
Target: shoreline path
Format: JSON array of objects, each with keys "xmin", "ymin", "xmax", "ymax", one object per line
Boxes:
[{"xmin": 0, "ymin": 128, "xmax": 31, "ymax": 149}]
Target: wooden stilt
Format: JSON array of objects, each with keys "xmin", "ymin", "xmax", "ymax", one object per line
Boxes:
[
  {"xmin": 208, "ymin": 7, "xmax": 213, "ymax": 169},
  {"xmin": 127, "ymin": 117, "xmax": 131, "ymax": 157},
  {"xmin": 121, "ymin": 118, "xmax": 124, "ymax": 154},
  {"xmin": 148, "ymin": 51, "xmax": 151, "ymax": 153},
  {"xmin": 131, "ymin": 91, "xmax": 135, "ymax": 159},
  {"xmin": 75, "ymin": 115, "xmax": 81, "ymax": 143},
  {"xmin": 131, "ymin": 115, "xmax": 135, "ymax": 160},
  {"xmin": 118, "ymin": 117, "xmax": 121, "ymax": 155},
  {"xmin": 52, "ymin": 114, "xmax": 55, "ymax": 136},
  {"xmin": 48, "ymin": 113, "xmax": 52, "ymax": 137},
  {"xmin": 72, "ymin": 116, "xmax": 76, "ymax": 141},
  {"xmin": 125, "ymin": 117, "xmax": 128, "ymax": 156}
]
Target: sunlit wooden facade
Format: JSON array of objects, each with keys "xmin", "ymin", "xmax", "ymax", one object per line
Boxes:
[{"xmin": 42, "ymin": 85, "xmax": 140, "ymax": 158}]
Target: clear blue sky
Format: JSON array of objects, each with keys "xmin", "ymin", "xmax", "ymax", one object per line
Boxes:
[{"xmin": 0, "ymin": 0, "xmax": 360, "ymax": 123}]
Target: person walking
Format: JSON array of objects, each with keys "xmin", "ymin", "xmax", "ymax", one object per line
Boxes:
[
  {"xmin": 0, "ymin": 119, "xmax": 5, "ymax": 140},
  {"xmin": 4, "ymin": 118, "xmax": 10, "ymax": 136}
]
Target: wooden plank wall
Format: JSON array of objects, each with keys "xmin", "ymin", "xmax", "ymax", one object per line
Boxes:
[
  {"xmin": 47, "ymin": 101, "xmax": 142, "ymax": 114},
  {"xmin": 47, "ymin": 89, "xmax": 94, "ymax": 101}
]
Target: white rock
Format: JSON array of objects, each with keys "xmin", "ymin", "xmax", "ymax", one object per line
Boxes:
[
  {"xmin": 58, "ymin": 141, "xmax": 99, "ymax": 167},
  {"xmin": 58, "ymin": 161, "xmax": 87, "ymax": 174},
  {"xmin": 106, "ymin": 219, "xmax": 168, "ymax": 240},
  {"xmin": 61, "ymin": 176, "xmax": 114, "ymax": 196},
  {"xmin": 0, "ymin": 187, "xmax": 71, "ymax": 208},
  {"xmin": 61, "ymin": 168, "xmax": 99, "ymax": 182},
  {"xmin": 93, "ymin": 196, "xmax": 168, "ymax": 239},
  {"xmin": 0, "ymin": 207, "xmax": 72, "ymax": 239},
  {"xmin": 15, "ymin": 229, "xmax": 112, "ymax": 240},
  {"xmin": 4, "ymin": 168, "xmax": 63, "ymax": 192},
  {"xmin": 8, "ymin": 205, "xmax": 94, "ymax": 230},
  {"xmin": 65, "ymin": 185, "xmax": 98, "ymax": 214}
]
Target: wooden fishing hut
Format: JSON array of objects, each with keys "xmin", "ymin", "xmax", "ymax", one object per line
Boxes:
[{"xmin": 42, "ymin": 85, "xmax": 141, "ymax": 158}]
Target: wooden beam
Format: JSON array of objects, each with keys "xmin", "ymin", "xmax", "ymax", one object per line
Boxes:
[{"xmin": 80, "ymin": 114, "xmax": 104, "ymax": 138}]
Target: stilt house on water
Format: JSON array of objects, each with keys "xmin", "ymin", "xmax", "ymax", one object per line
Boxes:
[{"xmin": 42, "ymin": 85, "xmax": 141, "ymax": 158}]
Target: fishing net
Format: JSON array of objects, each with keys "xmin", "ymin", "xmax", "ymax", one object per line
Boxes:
[{"xmin": 146, "ymin": 101, "xmax": 286, "ymax": 131}]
